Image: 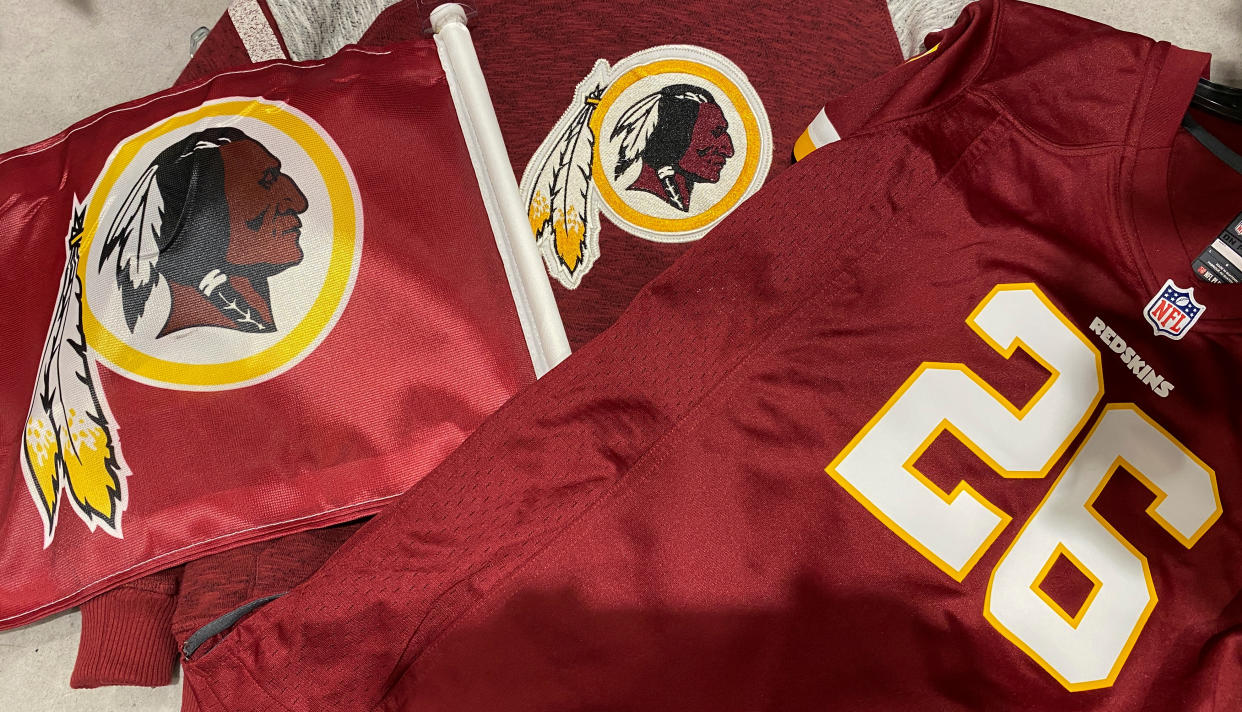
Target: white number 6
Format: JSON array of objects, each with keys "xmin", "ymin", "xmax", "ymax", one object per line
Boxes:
[{"xmin": 985, "ymin": 405, "xmax": 1220, "ymax": 690}]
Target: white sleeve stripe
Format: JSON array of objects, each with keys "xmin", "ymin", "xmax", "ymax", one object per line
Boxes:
[
  {"xmin": 228, "ymin": 0, "xmax": 287, "ymax": 63},
  {"xmin": 807, "ymin": 109, "xmax": 842, "ymax": 147}
]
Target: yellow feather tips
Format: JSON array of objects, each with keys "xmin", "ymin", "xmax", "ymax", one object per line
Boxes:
[
  {"xmin": 23, "ymin": 415, "xmax": 59, "ymax": 524},
  {"xmin": 61, "ymin": 409, "xmax": 121, "ymax": 524},
  {"xmin": 21, "ymin": 202, "xmax": 127, "ymax": 542},
  {"xmin": 529, "ymin": 190, "xmax": 550, "ymax": 241},
  {"xmin": 552, "ymin": 209, "xmax": 585, "ymax": 274},
  {"xmin": 529, "ymin": 190, "xmax": 586, "ymax": 275}
]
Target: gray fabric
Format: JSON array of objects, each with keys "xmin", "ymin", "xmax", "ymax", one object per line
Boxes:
[
  {"xmin": 182, "ymin": 594, "xmax": 284, "ymax": 660},
  {"xmin": 267, "ymin": 0, "xmax": 402, "ymax": 61},
  {"xmin": 887, "ymin": 0, "xmax": 972, "ymax": 58}
]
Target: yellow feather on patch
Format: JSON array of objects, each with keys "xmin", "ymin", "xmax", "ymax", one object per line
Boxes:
[
  {"xmin": 529, "ymin": 190, "xmax": 551, "ymax": 242},
  {"xmin": 519, "ymin": 65, "xmax": 607, "ymax": 289},
  {"xmin": 552, "ymin": 209, "xmax": 586, "ymax": 273}
]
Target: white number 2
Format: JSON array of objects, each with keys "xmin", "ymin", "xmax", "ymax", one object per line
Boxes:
[
  {"xmin": 826, "ymin": 284, "xmax": 1222, "ymax": 690},
  {"xmin": 828, "ymin": 285, "xmax": 1104, "ymax": 580}
]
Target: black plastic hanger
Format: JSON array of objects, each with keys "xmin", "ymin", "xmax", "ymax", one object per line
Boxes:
[
  {"xmin": 1190, "ymin": 77, "xmax": 1242, "ymax": 123},
  {"xmin": 1182, "ymin": 114, "xmax": 1242, "ymax": 175},
  {"xmin": 1183, "ymin": 78, "xmax": 1242, "ymax": 175}
]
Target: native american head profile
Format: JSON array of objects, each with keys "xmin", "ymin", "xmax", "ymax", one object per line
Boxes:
[
  {"xmin": 523, "ymin": 48, "xmax": 770, "ymax": 290},
  {"xmin": 100, "ymin": 127, "xmax": 308, "ymax": 337},
  {"xmin": 610, "ymin": 84, "xmax": 735, "ymax": 212}
]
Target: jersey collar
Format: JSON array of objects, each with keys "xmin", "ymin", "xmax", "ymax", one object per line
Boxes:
[{"xmin": 1126, "ymin": 43, "xmax": 1242, "ymax": 327}]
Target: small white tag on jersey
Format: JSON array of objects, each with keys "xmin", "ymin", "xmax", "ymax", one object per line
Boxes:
[{"xmin": 1192, "ymin": 212, "xmax": 1242, "ymax": 284}]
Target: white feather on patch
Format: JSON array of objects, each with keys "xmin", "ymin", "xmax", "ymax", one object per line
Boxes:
[{"xmin": 610, "ymin": 93, "xmax": 661, "ymax": 179}]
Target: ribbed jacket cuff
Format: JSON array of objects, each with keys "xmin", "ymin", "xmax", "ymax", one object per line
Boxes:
[{"xmin": 70, "ymin": 586, "xmax": 179, "ymax": 688}]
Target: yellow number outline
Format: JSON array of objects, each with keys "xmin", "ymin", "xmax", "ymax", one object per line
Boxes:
[
  {"xmin": 1028, "ymin": 543, "xmax": 1103, "ymax": 629},
  {"xmin": 983, "ymin": 404, "xmax": 1222, "ymax": 691},
  {"xmin": 825, "ymin": 284, "xmax": 1104, "ymax": 582}
]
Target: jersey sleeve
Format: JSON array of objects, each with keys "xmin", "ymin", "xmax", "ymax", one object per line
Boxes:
[{"xmin": 180, "ymin": 126, "xmax": 952, "ymax": 712}]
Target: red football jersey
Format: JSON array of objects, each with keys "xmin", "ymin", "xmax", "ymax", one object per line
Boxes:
[{"xmin": 181, "ymin": 2, "xmax": 1241, "ymax": 709}]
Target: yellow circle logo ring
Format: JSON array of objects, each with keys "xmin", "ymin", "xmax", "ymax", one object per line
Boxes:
[
  {"xmin": 79, "ymin": 100, "xmax": 358, "ymax": 388},
  {"xmin": 589, "ymin": 58, "xmax": 762, "ymax": 234}
]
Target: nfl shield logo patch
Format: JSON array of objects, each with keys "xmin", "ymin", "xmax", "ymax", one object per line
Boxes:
[{"xmin": 1143, "ymin": 279, "xmax": 1205, "ymax": 340}]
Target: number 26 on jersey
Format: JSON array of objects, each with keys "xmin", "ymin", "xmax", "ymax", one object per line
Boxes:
[{"xmin": 825, "ymin": 284, "xmax": 1222, "ymax": 691}]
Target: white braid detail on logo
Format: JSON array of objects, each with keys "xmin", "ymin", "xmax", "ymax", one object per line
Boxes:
[{"xmin": 672, "ymin": 91, "xmax": 710, "ymax": 103}]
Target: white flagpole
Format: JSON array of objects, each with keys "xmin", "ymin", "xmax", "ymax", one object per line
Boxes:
[{"xmin": 431, "ymin": 3, "xmax": 572, "ymax": 378}]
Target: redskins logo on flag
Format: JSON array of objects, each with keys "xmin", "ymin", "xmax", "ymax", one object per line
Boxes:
[
  {"xmin": 521, "ymin": 45, "xmax": 773, "ymax": 289},
  {"xmin": 21, "ymin": 99, "xmax": 361, "ymax": 545},
  {"xmin": 1, "ymin": 40, "xmax": 535, "ymax": 632}
]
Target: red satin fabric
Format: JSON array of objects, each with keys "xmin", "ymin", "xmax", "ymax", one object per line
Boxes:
[{"xmin": 0, "ymin": 40, "xmax": 533, "ymax": 630}]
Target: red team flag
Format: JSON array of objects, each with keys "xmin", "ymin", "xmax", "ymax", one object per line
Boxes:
[
  {"xmin": 180, "ymin": 2, "xmax": 1240, "ymax": 710},
  {"xmin": 0, "ymin": 39, "xmax": 537, "ymax": 629}
]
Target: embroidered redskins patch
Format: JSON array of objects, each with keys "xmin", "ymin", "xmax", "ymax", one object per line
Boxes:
[{"xmin": 521, "ymin": 45, "xmax": 773, "ymax": 289}]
